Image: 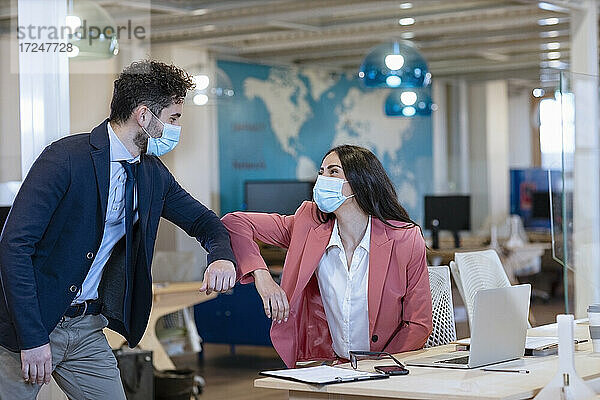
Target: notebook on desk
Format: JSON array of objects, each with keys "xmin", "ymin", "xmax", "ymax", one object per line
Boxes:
[
  {"xmin": 455, "ymin": 336, "xmax": 565, "ymax": 356},
  {"xmin": 260, "ymin": 365, "xmax": 389, "ymax": 385},
  {"xmin": 407, "ymin": 284, "xmax": 531, "ymax": 369}
]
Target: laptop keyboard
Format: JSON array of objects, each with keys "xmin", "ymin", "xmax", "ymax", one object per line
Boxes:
[{"xmin": 437, "ymin": 355, "xmax": 470, "ymax": 365}]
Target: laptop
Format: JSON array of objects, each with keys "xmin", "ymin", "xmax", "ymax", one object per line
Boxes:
[{"xmin": 407, "ymin": 284, "xmax": 531, "ymax": 369}]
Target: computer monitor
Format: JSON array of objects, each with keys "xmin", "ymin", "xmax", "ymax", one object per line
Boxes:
[
  {"xmin": 245, "ymin": 180, "xmax": 314, "ymax": 215},
  {"xmin": 531, "ymin": 191, "xmax": 552, "ymax": 219},
  {"xmin": 424, "ymin": 195, "xmax": 471, "ymax": 249}
]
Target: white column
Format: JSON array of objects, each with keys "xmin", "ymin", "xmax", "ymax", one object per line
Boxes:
[
  {"xmin": 17, "ymin": 0, "xmax": 70, "ymax": 178},
  {"xmin": 18, "ymin": 2, "xmax": 71, "ymax": 399},
  {"xmin": 432, "ymin": 80, "xmax": 448, "ymax": 194},
  {"xmin": 468, "ymin": 82, "xmax": 489, "ymax": 231},
  {"xmin": 467, "ymin": 81, "xmax": 510, "ymax": 231},
  {"xmin": 508, "ymin": 88, "xmax": 533, "ymax": 168},
  {"xmin": 485, "ymin": 80, "xmax": 510, "ymax": 224},
  {"xmin": 571, "ymin": 0, "xmax": 600, "ymax": 317},
  {"xmin": 0, "ymin": 37, "xmax": 22, "ymax": 183},
  {"xmin": 458, "ymin": 79, "xmax": 470, "ymax": 193}
]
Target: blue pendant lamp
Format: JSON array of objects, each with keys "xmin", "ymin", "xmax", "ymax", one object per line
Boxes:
[
  {"xmin": 385, "ymin": 87, "xmax": 435, "ymax": 117},
  {"xmin": 359, "ymin": 41, "xmax": 431, "ymax": 89},
  {"xmin": 66, "ymin": 0, "xmax": 119, "ymax": 60}
]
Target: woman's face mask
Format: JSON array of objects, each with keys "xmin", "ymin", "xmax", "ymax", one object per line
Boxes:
[{"xmin": 313, "ymin": 175, "xmax": 354, "ymax": 213}]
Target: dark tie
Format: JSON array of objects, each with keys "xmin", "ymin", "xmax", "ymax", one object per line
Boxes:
[{"xmin": 119, "ymin": 161, "xmax": 138, "ymax": 274}]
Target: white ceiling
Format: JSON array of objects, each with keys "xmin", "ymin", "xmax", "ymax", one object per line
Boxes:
[{"xmin": 2, "ymin": 0, "xmax": 595, "ymax": 83}]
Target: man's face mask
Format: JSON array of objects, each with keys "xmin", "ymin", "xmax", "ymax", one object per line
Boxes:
[{"xmin": 141, "ymin": 109, "xmax": 181, "ymax": 157}]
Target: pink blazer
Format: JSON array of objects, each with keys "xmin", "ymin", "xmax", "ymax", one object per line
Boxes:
[{"xmin": 222, "ymin": 201, "xmax": 432, "ymax": 368}]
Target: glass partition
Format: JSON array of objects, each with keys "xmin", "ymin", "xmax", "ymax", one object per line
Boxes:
[{"xmin": 551, "ymin": 70, "xmax": 600, "ymax": 314}]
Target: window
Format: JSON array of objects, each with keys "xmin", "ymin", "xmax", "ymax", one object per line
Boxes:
[{"xmin": 539, "ymin": 93, "xmax": 574, "ymax": 170}]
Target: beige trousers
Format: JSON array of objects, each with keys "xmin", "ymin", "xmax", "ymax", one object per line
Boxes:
[{"xmin": 0, "ymin": 314, "xmax": 126, "ymax": 400}]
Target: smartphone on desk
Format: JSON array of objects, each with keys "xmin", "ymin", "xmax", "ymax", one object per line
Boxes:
[{"xmin": 374, "ymin": 365, "xmax": 409, "ymax": 376}]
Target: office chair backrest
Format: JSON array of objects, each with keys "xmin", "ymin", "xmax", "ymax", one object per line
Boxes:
[
  {"xmin": 449, "ymin": 261, "xmax": 465, "ymax": 305},
  {"xmin": 454, "ymin": 249, "xmax": 512, "ymax": 326},
  {"xmin": 426, "ymin": 266, "xmax": 457, "ymax": 348}
]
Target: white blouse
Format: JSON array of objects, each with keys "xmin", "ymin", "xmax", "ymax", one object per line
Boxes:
[{"xmin": 316, "ymin": 216, "xmax": 371, "ymax": 359}]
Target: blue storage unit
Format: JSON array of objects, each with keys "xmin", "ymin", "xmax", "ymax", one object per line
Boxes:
[{"xmin": 194, "ymin": 282, "xmax": 273, "ymax": 347}]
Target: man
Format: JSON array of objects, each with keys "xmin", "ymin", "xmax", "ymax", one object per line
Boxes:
[{"xmin": 0, "ymin": 60, "xmax": 237, "ymax": 399}]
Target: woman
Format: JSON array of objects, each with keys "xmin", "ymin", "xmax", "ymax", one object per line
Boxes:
[{"xmin": 222, "ymin": 145, "xmax": 432, "ymax": 367}]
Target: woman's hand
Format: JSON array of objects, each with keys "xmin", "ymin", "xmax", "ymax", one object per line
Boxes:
[{"xmin": 253, "ymin": 269, "xmax": 289, "ymax": 323}]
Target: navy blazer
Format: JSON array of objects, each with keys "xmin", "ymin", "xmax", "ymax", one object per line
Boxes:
[{"xmin": 0, "ymin": 120, "xmax": 236, "ymax": 351}]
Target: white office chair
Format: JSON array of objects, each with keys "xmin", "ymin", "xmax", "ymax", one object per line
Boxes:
[
  {"xmin": 425, "ymin": 266, "xmax": 457, "ymax": 348},
  {"xmin": 453, "ymin": 249, "xmax": 512, "ymax": 326},
  {"xmin": 449, "ymin": 261, "xmax": 465, "ymax": 305}
]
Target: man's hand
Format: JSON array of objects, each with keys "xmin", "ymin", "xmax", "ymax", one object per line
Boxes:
[
  {"xmin": 21, "ymin": 343, "xmax": 52, "ymax": 385},
  {"xmin": 253, "ymin": 269, "xmax": 289, "ymax": 323},
  {"xmin": 200, "ymin": 260, "xmax": 236, "ymax": 295}
]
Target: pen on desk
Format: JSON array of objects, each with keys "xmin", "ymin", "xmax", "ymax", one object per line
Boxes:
[{"xmin": 481, "ymin": 368, "xmax": 530, "ymax": 374}]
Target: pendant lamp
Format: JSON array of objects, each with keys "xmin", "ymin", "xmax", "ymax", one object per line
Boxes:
[
  {"xmin": 384, "ymin": 87, "xmax": 435, "ymax": 117},
  {"xmin": 359, "ymin": 40, "xmax": 430, "ymax": 89}
]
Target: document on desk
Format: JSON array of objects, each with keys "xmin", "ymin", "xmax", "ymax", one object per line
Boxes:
[{"xmin": 260, "ymin": 365, "xmax": 388, "ymax": 385}]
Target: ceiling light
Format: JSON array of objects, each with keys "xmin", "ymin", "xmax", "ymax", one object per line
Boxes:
[
  {"xmin": 399, "ymin": 17, "xmax": 415, "ymax": 26},
  {"xmin": 532, "ymin": 88, "xmax": 545, "ymax": 97},
  {"xmin": 548, "ymin": 60, "xmax": 566, "ymax": 68},
  {"xmin": 385, "ymin": 87, "xmax": 433, "ymax": 117},
  {"xmin": 538, "ymin": 2, "xmax": 569, "ymax": 12},
  {"xmin": 66, "ymin": 0, "xmax": 119, "ymax": 60},
  {"xmin": 384, "ymin": 54, "xmax": 405, "ymax": 70},
  {"xmin": 540, "ymin": 30, "xmax": 560, "ymax": 38},
  {"xmin": 401, "ymin": 32, "xmax": 415, "ymax": 39},
  {"xmin": 386, "ymin": 76, "xmax": 402, "ymax": 87},
  {"xmin": 68, "ymin": 45, "xmax": 80, "ymax": 58},
  {"xmin": 402, "ymin": 106, "xmax": 416, "ymax": 117},
  {"xmin": 65, "ymin": 15, "xmax": 82, "ymax": 31},
  {"xmin": 538, "ymin": 17, "xmax": 559, "ymax": 26},
  {"xmin": 193, "ymin": 93, "xmax": 209, "ymax": 106},
  {"xmin": 541, "ymin": 42, "xmax": 561, "ymax": 50},
  {"xmin": 546, "ymin": 51, "xmax": 561, "ymax": 59},
  {"xmin": 192, "ymin": 8, "xmax": 208, "ymax": 16},
  {"xmin": 400, "ymin": 91, "xmax": 417, "ymax": 105},
  {"xmin": 400, "ymin": 2, "xmax": 413, "ymax": 9},
  {"xmin": 193, "ymin": 74, "xmax": 210, "ymax": 90},
  {"xmin": 359, "ymin": 41, "xmax": 430, "ymax": 88}
]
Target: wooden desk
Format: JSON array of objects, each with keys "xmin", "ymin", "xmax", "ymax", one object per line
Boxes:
[
  {"xmin": 427, "ymin": 246, "xmax": 489, "ymax": 266},
  {"xmin": 255, "ymin": 322, "xmax": 600, "ymax": 400},
  {"xmin": 104, "ymin": 281, "xmax": 217, "ymax": 370}
]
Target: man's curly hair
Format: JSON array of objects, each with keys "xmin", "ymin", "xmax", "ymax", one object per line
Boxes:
[{"xmin": 109, "ymin": 60, "xmax": 195, "ymax": 124}]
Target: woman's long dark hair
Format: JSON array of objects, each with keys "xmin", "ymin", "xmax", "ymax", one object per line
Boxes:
[{"xmin": 316, "ymin": 145, "xmax": 419, "ymax": 230}]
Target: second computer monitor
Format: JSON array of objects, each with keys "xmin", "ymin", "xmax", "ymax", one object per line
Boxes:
[
  {"xmin": 424, "ymin": 195, "xmax": 471, "ymax": 248},
  {"xmin": 245, "ymin": 180, "xmax": 314, "ymax": 215}
]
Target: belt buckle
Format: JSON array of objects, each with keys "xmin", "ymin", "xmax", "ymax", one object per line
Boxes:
[{"xmin": 82, "ymin": 300, "xmax": 88, "ymax": 316}]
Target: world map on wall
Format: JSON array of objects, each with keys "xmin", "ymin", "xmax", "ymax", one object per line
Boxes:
[{"xmin": 218, "ymin": 60, "xmax": 433, "ymax": 224}]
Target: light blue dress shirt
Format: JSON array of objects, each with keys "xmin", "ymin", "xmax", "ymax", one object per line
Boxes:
[{"xmin": 72, "ymin": 122, "xmax": 140, "ymax": 304}]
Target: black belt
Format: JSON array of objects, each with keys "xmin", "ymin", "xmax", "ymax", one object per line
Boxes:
[{"xmin": 64, "ymin": 300, "xmax": 102, "ymax": 318}]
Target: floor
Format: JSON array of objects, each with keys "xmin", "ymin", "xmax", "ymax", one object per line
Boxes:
[
  {"xmin": 173, "ymin": 345, "xmax": 286, "ymax": 400},
  {"xmin": 172, "ymin": 292, "xmax": 570, "ymax": 400}
]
